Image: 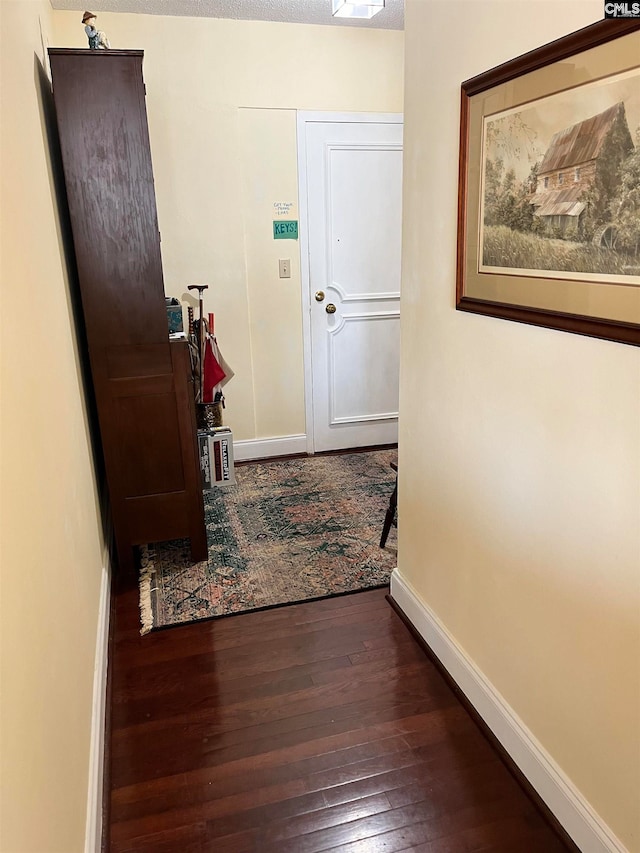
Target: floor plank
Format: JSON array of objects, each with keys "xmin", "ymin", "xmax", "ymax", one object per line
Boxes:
[{"xmin": 108, "ymin": 583, "xmax": 574, "ymax": 852}]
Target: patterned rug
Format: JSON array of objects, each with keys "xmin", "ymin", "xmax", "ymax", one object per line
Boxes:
[{"xmin": 139, "ymin": 449, "xmax": 397, "ymax": 633}]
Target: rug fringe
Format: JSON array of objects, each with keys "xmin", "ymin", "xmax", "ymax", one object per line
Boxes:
[{"xmin": 138, "ymin": 545, "xmax": 155, "ymax": 635}]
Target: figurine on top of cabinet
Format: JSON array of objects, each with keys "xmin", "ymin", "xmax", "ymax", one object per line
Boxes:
[{"xmin": 82, "ymin": 11, "xmax": 110, "ymax": 49}]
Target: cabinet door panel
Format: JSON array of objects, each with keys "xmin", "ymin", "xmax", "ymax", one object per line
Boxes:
[
  {"xmin": 106, "ymin": 343, "xmax": 173, "ymax": 379},
  {"xmin": 50, "ymin": 52, "xmax": 167, "ymax": 347},
  {"xmin": 112, "ymin": 393, "xmax": 185, "ymax": 497}
]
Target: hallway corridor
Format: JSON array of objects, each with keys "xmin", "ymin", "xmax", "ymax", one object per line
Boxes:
[{"xmin": 107, "ymin": 585, "xmax": 572, "ymax": 852}]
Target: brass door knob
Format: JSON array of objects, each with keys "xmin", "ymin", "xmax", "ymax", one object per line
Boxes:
[
  {"xmin": 315, "ymin": 291, "xmax": 325, "ymax": 302},
  {"xmin": 325, "ymin": 303, "xmax": 337, "ymax": 314}
]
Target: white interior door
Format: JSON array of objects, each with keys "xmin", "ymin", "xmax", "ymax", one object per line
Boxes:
[{"xmin": 300, "ymin": 115, "xmax": 403, "ymax": 453}]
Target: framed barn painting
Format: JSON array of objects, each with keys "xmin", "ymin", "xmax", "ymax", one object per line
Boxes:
[{"xmin": 456, "ymin": 18, "xmax": 640, "ymax": 345}]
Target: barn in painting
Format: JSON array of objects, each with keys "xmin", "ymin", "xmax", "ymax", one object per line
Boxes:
[{"xmin": 530, "ymin": 102, "xmax": 633, "ymax": 238}]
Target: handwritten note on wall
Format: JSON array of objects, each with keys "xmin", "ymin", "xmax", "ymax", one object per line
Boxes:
[{"xmin": 273, "ymin": 201, "xmax": 295, "ymax": 218}]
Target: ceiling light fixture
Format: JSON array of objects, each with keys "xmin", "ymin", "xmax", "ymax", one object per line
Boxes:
[{"xmin": 331, "ymin": 0, "xmax": 385, "ymax": 19}]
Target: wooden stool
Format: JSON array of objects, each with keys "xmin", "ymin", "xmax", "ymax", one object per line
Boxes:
[{"xmin": 379, "ymin": 462, "xmax": 397, "ymax": 548}]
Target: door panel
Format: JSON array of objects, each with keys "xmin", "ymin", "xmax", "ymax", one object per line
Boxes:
[
  {"xmin": 329, "ymin": 313, "xmax": 400, "ymax": 423},
  {"xmin": 304, "ymin": 118, "xmax": 403, "ymax": 452},
  {"xmin": 329, "ymin": 146, "xmax": 403, "ymax": 298}
]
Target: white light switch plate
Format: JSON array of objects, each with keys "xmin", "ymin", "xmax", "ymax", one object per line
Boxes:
[{"xmin": 279, "ymin": 259, "xmax": 291, "ymax": 279}]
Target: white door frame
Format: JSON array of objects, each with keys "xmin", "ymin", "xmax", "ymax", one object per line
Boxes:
[{"xmin": 296, "ymin": 111, "xmax": 404, "ymax": 455}]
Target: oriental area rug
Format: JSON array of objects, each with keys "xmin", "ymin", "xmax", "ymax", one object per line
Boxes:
[{"xmin": 139, "ymin": 449, "xmax": 397, "ymax": 634}]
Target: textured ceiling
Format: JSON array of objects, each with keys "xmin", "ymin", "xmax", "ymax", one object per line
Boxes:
[{"xmin": 50, "ymin": 0, "xmax": 404, "ymax": 29}]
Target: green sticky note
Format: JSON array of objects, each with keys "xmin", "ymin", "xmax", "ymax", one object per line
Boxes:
[{"xmin": 273, "ymin": 220, "xmax": 298, "ymax": 240}]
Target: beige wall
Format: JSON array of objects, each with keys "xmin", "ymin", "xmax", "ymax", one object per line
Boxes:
[
  {"xmin": 400, "ymin": 0, "xmax": 639, "ymax": 848},
  {"xmin": 51, "ymin": 12, "xmax": 405, "ymax": 441},
  {"xmin": 0, "ymin": 2, "xmax": 106, "ymax": 851},
  {"xmin": 238, "ymin": 108, "xmax": 305, "ymax": 438}
]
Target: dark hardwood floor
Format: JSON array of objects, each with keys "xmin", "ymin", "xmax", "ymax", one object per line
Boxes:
[{"xmin": 108, "ymin": 583, "xmax": 572, "ymax": 852}]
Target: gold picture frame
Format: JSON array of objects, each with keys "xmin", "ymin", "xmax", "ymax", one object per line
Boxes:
[{"xmin": 456, "ymin": 19, "xmax": 640, "ymax": 346}]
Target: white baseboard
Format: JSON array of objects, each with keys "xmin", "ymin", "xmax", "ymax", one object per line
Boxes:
[
  {"xmin": 84, "ymin": 560, "xmax": 111, "ymax": 853},
  {"xmin": 233, "ymin": 434, "xmax": 307, "ymax": 462},
  {"xmin": 390, "ymin": 569, "xmax": 628, "ymax": 853}
]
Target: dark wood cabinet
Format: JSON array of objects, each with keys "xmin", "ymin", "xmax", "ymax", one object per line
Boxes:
[{"xmin": 49, "ymin": 48, "xmax": 206, "ymax": 572}]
